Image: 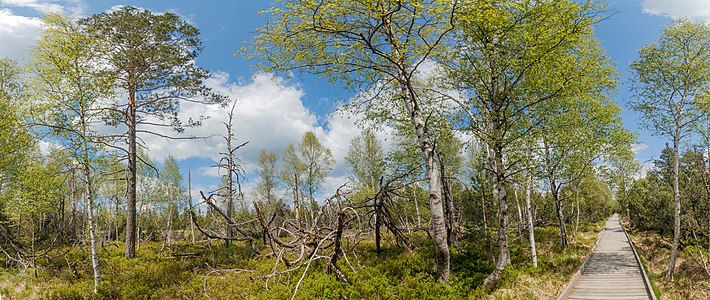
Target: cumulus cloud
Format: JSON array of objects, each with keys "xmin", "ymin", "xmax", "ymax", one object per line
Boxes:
[
  {"xmin": 141, "ymin": 73, "xmax": 316, "ymax": 164},
  {"xmin": 0, "ymin": 1, "xmax": 86, "ymax": 62},
  {"xmin": 631, "ymin": 143, "xmax": 649, "ymax": 153},
  {"xmin": 130, "ymin": 72, "xmax": 399, "ymax": 198},
  {"xmin": 0, "ymin": 0, "xmax": 64, "ymax": 14},
  {"xmin": 642, "ymin": 0, "xmax": 710, "ymax": 21},
  {"xmin": 0, "ymin": 8, "xmax": 42, "ymax": 62}
]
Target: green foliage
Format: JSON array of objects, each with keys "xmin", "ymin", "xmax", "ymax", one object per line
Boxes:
[
  {"xmin": 83, "ymin": 6, "xmax": 226, "ymax": 124},
  {"xmin": 346, "ymin": 129, "xmax": 386, "ymax": 190},
  {"xmin": 0, "ymin": 218, "xmax": 611, "ymax": 299},
  {"xmin": 625, "ymin": 147, "xmax": 710, "ymax": 237},
  {"xmin": 248, "ymin": 0, "xmax": 454, "ymax": 91},
  {"xmin": 0, "ymin": 58, "xmax": 32, "ymax": 188},
  {"xmin": 629, "ymin": 18, "xmax": 710, "ymax": 138},
  {"xmin": 281, "ymin": 131, "xmax": 335, "ymax": 203}
]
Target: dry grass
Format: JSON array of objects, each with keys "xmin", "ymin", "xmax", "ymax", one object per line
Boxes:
[
  {"xmin": 629, "ymin": 231, "xmax": 710, "ymax": 300},
  {"xmin": 0, "ymin": 270, "xmax": 46, "ymax": 300},
  {"xmin": 0, "ymin": 222, "xmax": 608, "ymax": 299}
]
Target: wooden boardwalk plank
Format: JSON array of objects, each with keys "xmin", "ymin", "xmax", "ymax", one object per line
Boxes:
[{"xmin": 559, "ymin": 215, "xmax": 654, "ymax": 300}]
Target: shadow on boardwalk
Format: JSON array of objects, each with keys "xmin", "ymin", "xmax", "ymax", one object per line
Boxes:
[{"xmin": 559, "ymin": 215, "xmax": 653, "ymax": 300}]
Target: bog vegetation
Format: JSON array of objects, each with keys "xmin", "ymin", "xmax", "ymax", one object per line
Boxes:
[{"xmin": 0, "ymin": 1, "xmax": 708, "ymax": 299}]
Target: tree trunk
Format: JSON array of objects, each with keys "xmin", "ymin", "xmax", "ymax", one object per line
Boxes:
[
  {"xmin": 188, "ymin": 169, "xmax": 195, "ymax": 244},
  {"xmin": 375, "ymin": 195, "xmax": 381, "ymax": 253},
  {"xmin": 440, "ymin": 159, "xmax": 457, "ymax": 247},
  {"xmin": 525, "ymin": 167, "xmax": 538, "ymax": 267},
  {"xmin": 483, "ymin": 142, "xmax": 510, "ymax": 292},
  {"xmin": 668, "ymin": 129, "xmax": 681, "ymax": 281},
  {"xmin": 125, "ymin": 84, "xmax": 137, "ymax": 259},
  {"xmin": 553, "ymin": 185, "xmax": 568, "ymax": 248},
  {"xmin": 226, "ymin": 124, "xmax": 234, "ymax": 247},
  {"xmin": 294, "ymin": 173, "xmax": 300, "ymax": 227},
  {"xmin": 114, "ymin": 196, "xmax": 119, "ymax": 241},
  {"xmin": 399, "ymin": 80, "xmax": 449, "ymax": 282},
  {"xmin": 167, "ymin": 205, "xmax": 173, "ymax": 245},
  {"xmin": 514, "ymin": 187, "xmax": 523, "ymax": 234},
  {"xmin": 481, "ymin": 187, "xmax": 488, "ymax": 232},
  {"xmin": 85, "ymin": 166, "xmax": 100, "ymax": 294},
  {"xmin": 575, "ymin": 188, "xmax": 580, "ymax": 236},
  {"xmin": 413, "ymin": 187, "xmax": 421, "ymax": 228},
  {"xmin": 80, "ymin": 114, "xmax": 100, "ymax": 294},
  {"xmin": 70, "ymin": 170, "xmax": 77, "ymax": 243},
  {"xmin": 545, "ymin": 140, "xmax": 568, "ymax": 248}
]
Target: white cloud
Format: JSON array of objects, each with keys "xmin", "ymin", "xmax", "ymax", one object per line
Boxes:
[
  {"xmin": 37, "ymin": 139, "xmax": 63, "ymax": 155},
  {"xmin": 198, "ymin": 166, "xmax": 221, "ymax": 178},
  {"xmin": 130, "ymin": 72, "xmax": 401, "ymax": 198},
  {"xmin": 642, "ymin": 0, "xmax": 710, "ymax": 21},
  {"xmin": 0, "ymin": 8, "xmax": 42, "ymax": 62},
  {"xmin": 0, "ymin": 1, "xmax": 86, "ymax": 62},
  {"xmin": 631, "ymin": 143, "xmax": 649, "ymax": 153},
  {"xmin": 141, "ymin": 72, "xmax": 316, "ymax": 164},
  {"xmin": 0, "ymin": 0, "xmax": 64, "ymax": 14},
  {"xmin": 636, "ymin": 160, "xmax": 655, "ymax": 179}
]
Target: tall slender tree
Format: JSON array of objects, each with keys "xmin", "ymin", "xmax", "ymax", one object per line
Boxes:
[
  {"xmin": 27, "ymin": 14, "xmax": 113, "ymax": 294},
  {"xmin": 159, "ymin": 156, "xmax": 182, "ymax": 245},
  {"xmin": 257, "ymin": 150, "xmax": 279, "ymax": 204},
  {"xmin": 281, "ymin": 131, "xmax": 335, "ymax": 225},
  {"xmin": 215, "ymin": 102, "xmax": 247, "ymax": 246},
  {"xmin": 629, "ymin": 18, "xmax": 710, "ymax": 281},
  {"xmin": 345, "ymin": 129, "xmax": 386, "ymax": 191},
  {"xmin": 446, "ymin": 0, "xmax": 615, "ymax": 290},
  {"xmin": 248, "ymin": 0, "xmax": 457, "ymax": 281}
]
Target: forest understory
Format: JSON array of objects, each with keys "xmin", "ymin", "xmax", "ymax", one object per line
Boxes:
[
  {"xmin": 1, "ymin": 1, "xmax": 710, "ymax": 299},
  {"xmin": 0, "ymin": 223, "xmax": 604, "ymax": 299}
]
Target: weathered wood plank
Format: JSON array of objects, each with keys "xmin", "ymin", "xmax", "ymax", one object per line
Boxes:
[{"xmin": 559, "ymin": 215, "xmax": 654, "ymax": 300}]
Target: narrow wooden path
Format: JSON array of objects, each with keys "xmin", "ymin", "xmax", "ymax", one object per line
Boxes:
[{"xmin": 558, "ymin": 214, "xmax": 655, "ymax": 300}]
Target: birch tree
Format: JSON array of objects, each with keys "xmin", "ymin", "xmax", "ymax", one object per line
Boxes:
[
  {"xmin": 537, "ymin": 85, "xmax": 631, "ymax": 248},
  {"xmin": 446, "ymin": 0, "xmax": 615, "ymax": 290},
  {"xmin": 346, "ymin": 129, "xmax": 386, "ymax": 191},
  {"xmin": 629, "ymin": 18, "xmax": 710, "ymax": 281},
  {"xmin": 248, "ymin": 0, "xmax": 457, "ymax": 281},
  {"xmin": 0, "ymin": 58, "xmax": 31, "ymax": 190},
  {"xmin": 27, "ymin": 14, "xmax": 112, "ymax": 294},
  {"xmin": 281, "ymin": 131, "xmax": 335, "ymax": 226}
]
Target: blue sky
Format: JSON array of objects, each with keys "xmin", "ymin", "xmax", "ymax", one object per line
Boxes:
[{"xmin": 1, "ymin": 0, "xmax": 709, "ymax": 201}]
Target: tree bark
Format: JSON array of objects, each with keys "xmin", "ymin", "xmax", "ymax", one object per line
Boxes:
[
  {"xmin": 85, "ymin": 166, "xmax": 100, "ymax": 294},
  {"xmin": 125, "ymin": 83, "xmax": 137, "ymax": 258},
  {"xmin": 188, "ymin": 169, "xmax": 195, "ymax": 244},
  {"xmin": 70, "ymin": 170, "xmax": 77, "ymax": 243},
  {"xmin": 552, "ymin": 182, "xmax": 568, "ymax": 248},
  {"xmin": 545, "ymin": 140, "xmax": 568, "ymax": 248},
  {"xmin": 575, "ymin": 188, "xmax": 580, "ymax": 235},
  {"xmin": 412, "ymin": 187, "xmax": 421, "ymax": 228},
  {"xmin": 81, "ymin": 112, "xmax": 100, "ymax": 294},
  {"xmin": 440, "ymin": 159, "xmax": 457, "ymax": 247},
  {"xmin": 483, "ymin": 142, "xmax": 510, "ymax": 292},
  {"xmin": 375, "ymin": 194, "xmax": 381, "ymax": 253},
  {"xmin": 399, "ymin": 80, "xmax": 449, "ymax": 282},
  {"xmin": 525, "ymin": 167, "xmax": 538, "ymax": 267},
  {"xmin": 514, "ymin": 187, "xmax": 523, "ymax": 234},
  {"xmin": 668, "ymin": 126, "xmax": 681, "ymax": 281},
  {"xmin": 226, "ymin": 119, "xmax": 234, "ymax": 247},
  {"xmin": 294, "ymin": 173, "xmax": 300, "ymax": 227}
]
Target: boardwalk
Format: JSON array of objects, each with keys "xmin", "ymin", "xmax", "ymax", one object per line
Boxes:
[{"xmin": 559, "ymin": 215, "xmax": 655, "ymax": 300}]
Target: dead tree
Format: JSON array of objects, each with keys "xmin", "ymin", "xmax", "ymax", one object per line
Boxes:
[{"xmin": 252, "ymin": 185, "xmax": 365, "ymax": 299}]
